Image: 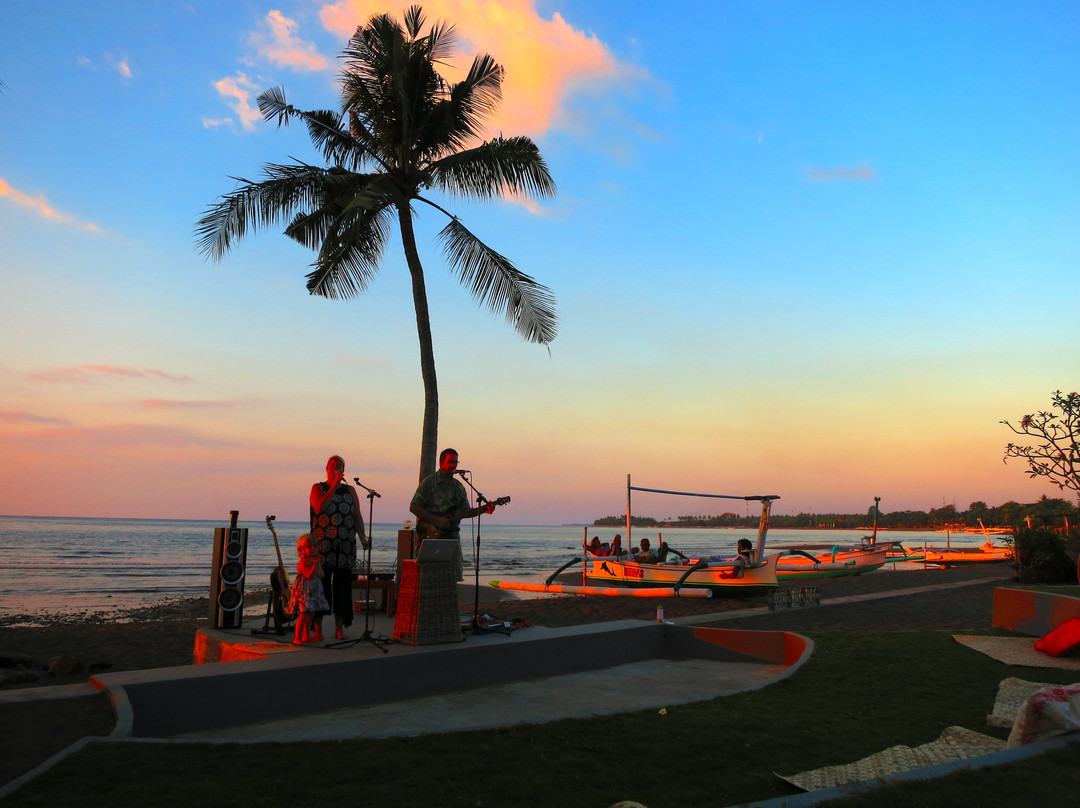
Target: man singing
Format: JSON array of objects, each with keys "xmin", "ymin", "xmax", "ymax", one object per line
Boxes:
[{"xmin": 409, "ymin": 448, "xmax": 494, "ymax": 580}]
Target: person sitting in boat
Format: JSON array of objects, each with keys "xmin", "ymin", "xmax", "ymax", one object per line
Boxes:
[
  {"xmin": 734, "ymin": 538, "xmax": 755, "ymax": 567},
  {"xmin": 609, "ymin": 535, "xmax": 625, "ymax": 556},
  {"xmin": 633, "ymin": 537, "xmax": 673, "ymax": 564},
  {"xmin": 587, "ymin": 537, "xmax": 603, "ymax": 555}
]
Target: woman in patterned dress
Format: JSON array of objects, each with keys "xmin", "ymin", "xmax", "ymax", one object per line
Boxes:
[{"xmin": 310, "ymin": 455, "xmax": 369, "ymax": 641}]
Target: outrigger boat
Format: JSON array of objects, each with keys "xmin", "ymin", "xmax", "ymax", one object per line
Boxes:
[
  {"xmin": 490, "ymin": 476, "xmax": 782, "ymax": 598},
  {"xmin": 919, "ymin": 520, "xmax": 1014, "ymax": 568},
  {"xmin": 775, "ymin": 544, "xmax": 890, "ymax": 580},
  {"xmin": 774, "ymin": 496, "xmax": 921, "ymax": 579},
  {"xmin": 921, "ymin": 540, "xmax": 1013, "ymax": 568}
]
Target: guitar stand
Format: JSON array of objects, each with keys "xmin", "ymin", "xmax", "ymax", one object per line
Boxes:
[
  {"xmin": 326, "ymin": 485, "xmax": 391, "ymax": 653},
  {"xmin": 253, "ymin": 514, "xmax": 295, "ymax": 637},
  {"xmin": 251, "ymin": 591, "xmax": 290, "ymax": 636}
]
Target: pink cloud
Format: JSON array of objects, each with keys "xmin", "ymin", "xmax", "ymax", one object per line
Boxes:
[
  {"xmin": 318, "ymin": 0, "xmax": 644, "ymax": 139},
  {"xmin": 251, "ymin": 10, "xmax": 330, "ymax": 72},
  {"xmin": 10, "ymin": 423, "xmax": 238, "ymax": 449},
  {"xmin": 0, "ymin": 177, "xmax": 101, "ymax": 231},
  {"xmin": 212, "ymin": 72, "xmax": 263, "ymax": 131},
  {"xmin": 140, "ymin": 398, "xmax": 253, "ymax": 410},
  {"xmin": 28, "ymin": 365, "xmax": 192, "ymax": 384},
  {"xmin": 0, "ymin": 410, "xmax": 70, "ymax": 424}
]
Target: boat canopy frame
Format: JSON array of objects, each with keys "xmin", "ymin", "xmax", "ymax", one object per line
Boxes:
[{"xmin": 625, "ymin": 474, "xmax": 780, "ymax": 565}]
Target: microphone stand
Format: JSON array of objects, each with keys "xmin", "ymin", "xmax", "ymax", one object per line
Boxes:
[
  {"xmin": 327, "ymin": 479, "xmax": 390, "ymax": 653},
  {"xmin": 457, "ymin": 472, "xmax": 511, "ymax": 637}
]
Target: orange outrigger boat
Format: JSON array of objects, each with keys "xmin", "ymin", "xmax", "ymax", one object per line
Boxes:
[
  {"xmin": 491, "ymin": 477, "xmax": 782, "ymax": 598},
  {"xmin": 774, "ymin": 497, "xmax": 923, "ymax": 579},
  {"xmin": 920, "ymin": 540, "xmax": 1013, "ymax": 568}
]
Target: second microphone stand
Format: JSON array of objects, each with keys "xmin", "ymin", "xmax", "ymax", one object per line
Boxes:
[
  {"xmin": 456, "ymin": 472, "xmax": 511, "ymax": 636},
  {"xmin": 327, "ymin": 479, "xmax": 390, "ymax": 652}
]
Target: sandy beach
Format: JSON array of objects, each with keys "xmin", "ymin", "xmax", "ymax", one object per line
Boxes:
[{"xmin": 0, "ymin": 564, "xmax": 1015, "ymax": 787}]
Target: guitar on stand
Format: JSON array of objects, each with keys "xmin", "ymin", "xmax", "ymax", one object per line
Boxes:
[{"xmin": 252, "ymin": 514, "xmax": 294, "ymax": 636}]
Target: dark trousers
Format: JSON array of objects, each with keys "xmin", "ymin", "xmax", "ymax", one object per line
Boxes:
[{"xmin": 321, "ymin": 566, "xmax": 353, "ymax": 627}]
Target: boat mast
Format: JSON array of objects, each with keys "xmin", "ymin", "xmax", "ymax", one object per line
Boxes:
[
  {"xmin": 871, "ymin": 496, "xmax": 881, "ymax": 545},
  {"xmin": 626, "ymin": 474, "xmax": 632, "ymax": 550},
  {"xmin": 753, "ymin": 496, "xmax": 779, "ymax": 562}
]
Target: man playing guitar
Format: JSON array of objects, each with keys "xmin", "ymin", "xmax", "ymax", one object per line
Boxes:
[{"xmin": 409, "ymin": 448, "xmax": 501, "ymax": 580}]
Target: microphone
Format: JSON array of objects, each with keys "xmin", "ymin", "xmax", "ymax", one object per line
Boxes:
[
  {"xmin": 455, "ymin": 469, "xmax": 471, "ymax": 475},
  {"xmin": 354, "ymin": 477, "xmax": 381, "ymax": 497}
]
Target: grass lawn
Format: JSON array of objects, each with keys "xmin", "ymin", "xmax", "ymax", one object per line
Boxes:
[{"xmin": 3, "ymin": 631, "xmax": 1079, "ymax": 807}]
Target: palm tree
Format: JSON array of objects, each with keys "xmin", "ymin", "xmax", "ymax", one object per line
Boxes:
[{"xmin": 196, "ymin": 5, "xmax": 556, "ymax": 479}]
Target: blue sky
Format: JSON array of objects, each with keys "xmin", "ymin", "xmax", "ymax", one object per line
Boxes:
[{"xmin": 1, "ymin": 1, "xmax": 1077, "ymax": 523}]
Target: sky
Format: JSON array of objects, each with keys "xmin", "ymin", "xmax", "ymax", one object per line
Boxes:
[{"xmin": 1, "ymin": 0, "xmax": 1078, "ymax": 525}]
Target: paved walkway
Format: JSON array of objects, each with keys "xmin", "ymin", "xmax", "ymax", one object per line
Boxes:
[{"xmin": 154, "ymin": 574, "xmax": 1008, "ymax": 743}]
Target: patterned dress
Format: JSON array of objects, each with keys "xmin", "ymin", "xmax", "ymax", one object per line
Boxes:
[
  {"xmin": 288, "ymin": 560, "xmax": 329, "ymax": 614},
  {"xmin": 310, "ymin": 482, "xmax": 358, "ymax": 571}
]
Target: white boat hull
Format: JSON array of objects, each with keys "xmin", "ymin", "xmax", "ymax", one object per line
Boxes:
[
  {"xmin": 776, "ymin": 546, "xmax": 890, "ymax": 579},
  {"xmin": 583, "ymin": 552, "xmax": 779, "ymax": 596}
]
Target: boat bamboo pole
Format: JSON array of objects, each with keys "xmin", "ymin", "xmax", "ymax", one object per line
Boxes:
[
  {"xmin": 489, "ymin": 581, "xmax": 713, "ymax": 598},
  {"xmin": 582, "ymin": 527, "xmax": 588, "ymax": 586},
  {"xmin": 626, "ymin": 474, "xmax": 632, "ymax": 552}
]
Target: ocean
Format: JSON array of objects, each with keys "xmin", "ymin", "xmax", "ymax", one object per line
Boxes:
[{"xmin": 0, "ymin": 514, "xmax": 995, "ymax": 619}]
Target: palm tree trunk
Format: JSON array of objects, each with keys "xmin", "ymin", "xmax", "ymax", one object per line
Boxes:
[{"xmin": 397, "ymin": 203, "xmax": 439, "ymax": 482}]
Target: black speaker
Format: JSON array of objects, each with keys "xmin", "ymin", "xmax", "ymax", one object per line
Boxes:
[{"xmin": 209, "ymin": 511, "xmax": 248, "ymax": 628}]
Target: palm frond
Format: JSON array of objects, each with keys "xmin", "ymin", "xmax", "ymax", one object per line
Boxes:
[
  {"xmin": 304, "ymin": 205, "xmax": 393, "ymax": 299},
  {"xmin": 259, "ymin": 88, "xmax": 386, "ymax": 173},
  {"xmin": 437, "ymin": 217, "xmax": 557, "ymax": 345},
  {"xmin": 194, "ymin": 162, "xmax": 338, "ymax": 260},
  {"xmin": 428, "ymin": 54, "xmax": 502, "ymax": 153},
  {"xmin": 431, "ymin": 136, "xmax": 556, "ymax": 200},
  {"xmin": 283, "ymin": 171, "xmax": 395, "ymax": 250}
]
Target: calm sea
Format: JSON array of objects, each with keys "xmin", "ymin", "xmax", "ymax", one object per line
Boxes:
[{"xmin": 0, "ymin": 515, "xmax": 993, "ymax": 619}]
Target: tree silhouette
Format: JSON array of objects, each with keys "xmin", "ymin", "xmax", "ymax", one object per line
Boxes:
[{"xmin": 196, "ymin": 5, "xmax": 556, "ymax": 477}]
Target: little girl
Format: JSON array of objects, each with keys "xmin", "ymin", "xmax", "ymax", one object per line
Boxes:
[{"xmin": 289, "ymin": 533, "xmax": 329, "ymax": 644}]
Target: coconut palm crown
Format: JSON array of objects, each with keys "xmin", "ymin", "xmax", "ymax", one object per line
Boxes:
[{"xmin": 196, "ymin": 5, "xmax": 557, "ymax": 479}]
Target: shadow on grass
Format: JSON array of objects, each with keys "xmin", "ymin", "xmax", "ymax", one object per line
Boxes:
[{"xmin": 3, "ymin": 631, "xmax": 1079, "ymax": 808}]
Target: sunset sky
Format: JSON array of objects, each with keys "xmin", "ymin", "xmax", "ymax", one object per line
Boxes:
[{"xmin": 1, "ymin": 0, "xmax": 1077, "ymax": 525}]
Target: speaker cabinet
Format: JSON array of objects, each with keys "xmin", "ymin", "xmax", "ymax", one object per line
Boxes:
[{"xmin": 209, "ymin": 513, "xmax": 248, "ymax": 628}]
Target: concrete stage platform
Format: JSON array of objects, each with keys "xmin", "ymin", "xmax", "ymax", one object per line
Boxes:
[{"xmin": 89, "ymin": 609, "xmax": 811, "ymax": 742}]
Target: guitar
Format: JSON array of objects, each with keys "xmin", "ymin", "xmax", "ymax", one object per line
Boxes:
[
  {"xmin": 265, "ymin": 515, "xmax": 294, "ymax": 622},
  {"xmin": 417, "ymin": 496, "xmax": 511, "ymax": 540}
]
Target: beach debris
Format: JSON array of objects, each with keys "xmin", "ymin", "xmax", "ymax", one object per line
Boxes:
[
  {"xmin": 1, "ymin": 669, "xmax": 42, "ymax": 685},
  {"xmin": 0, "ymin": 651, "xmax": 34, "ymax": 668},
  {"xmin": 47, "ymin": 655, "xmax": 84, "ymax": 677}
]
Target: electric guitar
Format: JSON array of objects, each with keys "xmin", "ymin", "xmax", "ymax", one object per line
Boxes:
[
  {"xmin": 417, "ymin": 496, "xmax": 511, "ymax": 540},
  {"xmin": 265, "ymin": 515, "xmax": 294, "ymax": 621}
]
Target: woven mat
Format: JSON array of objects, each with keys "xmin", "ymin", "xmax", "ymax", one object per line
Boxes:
[
  {"xmin": 988, "ymin": 677, "xmax": 1058, "ymax": 728},
  {"xmin": 777, "ymin": 726, "xmax": 1005, "ymax": 792},
  {"xmin": 952, "ymin": 635, "xmax": 1080, "ymax": 671}
]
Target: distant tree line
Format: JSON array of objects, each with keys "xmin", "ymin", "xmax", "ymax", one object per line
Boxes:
[{"xmin": 593, "ymin": 496, "xmax": 1079, "ymax": 530}]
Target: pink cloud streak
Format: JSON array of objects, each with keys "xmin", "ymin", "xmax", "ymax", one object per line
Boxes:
[
  {"xmin": 251, "ymin": 10, "xmax": 330, "ymax": 72},
  {"xmin": 0, "ymin": 177, "xmax": 101, "ymax": 231},
  {"xmin": 28, "ymin": 365, "xmax": 192, "ymax": 384}
]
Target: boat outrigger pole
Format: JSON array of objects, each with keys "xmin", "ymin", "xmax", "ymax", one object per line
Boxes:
[{"xmin": 626, "ymin": 474, "xmax": 780, "ymax": 562}]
